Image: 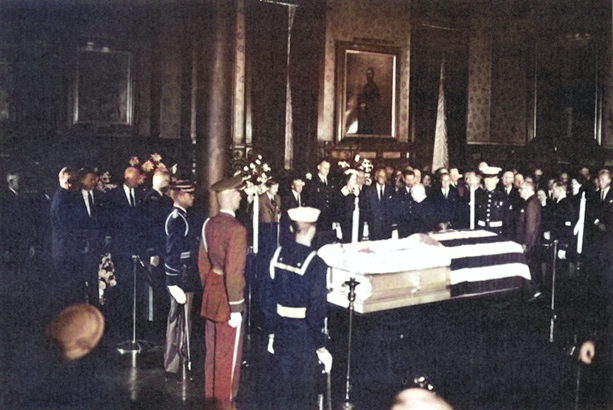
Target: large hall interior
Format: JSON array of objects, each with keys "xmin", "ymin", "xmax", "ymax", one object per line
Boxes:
[{"xmin": 2, "ymin": 0, "xmax": 613, "ymax": 409}]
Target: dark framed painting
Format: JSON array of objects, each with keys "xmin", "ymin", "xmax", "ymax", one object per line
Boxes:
[
  {"xmin": 73, "ymin": 46, "xmax": 133, "ymax": 125},
  {"xmin": 336, "ymin": 42, "xmax": 400, "ymax": 140}
]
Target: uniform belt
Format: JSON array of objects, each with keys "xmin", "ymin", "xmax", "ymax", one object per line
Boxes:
[
  {"xmin": 277, "ymin": 304, "xmax": 306, "ymax": 319},
  {"xmin": 477, "ymin": 220, "xmax": 503, "ymax": 228}
]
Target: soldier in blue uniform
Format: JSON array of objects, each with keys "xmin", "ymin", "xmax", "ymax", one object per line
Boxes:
[
  {"xmin": 475, "ymin": 166, "xmax": 511, "ymax": 237},
  {"xmin": 263, "ymin": 206, "xmax": 332, "ymax": 410},
  {"xmin": 163, "ymin": 180, "xmax": 200, "ymax": 377}
]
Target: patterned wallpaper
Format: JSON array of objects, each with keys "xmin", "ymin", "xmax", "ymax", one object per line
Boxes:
[
  {"xmin": 490, "ymin": 43, "xmax": 527, "ymax": 145},
  {"xmin": 318, "ymin": 0, "xmax": 411, "ymax": 142},
  {"xmin": 466, "ymin": 29, "xmax": 492, "ymax": 144}
]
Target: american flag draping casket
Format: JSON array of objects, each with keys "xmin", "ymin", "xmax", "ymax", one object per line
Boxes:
[{"xmin": 318, "ymin": 230, "xmax": 531, "ymax": 313}]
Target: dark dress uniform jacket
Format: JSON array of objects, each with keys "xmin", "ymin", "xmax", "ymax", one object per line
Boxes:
[
  {"xmin": 164, "ymin": 206, "xmax": 199, "ymax": 292},
  {"xmin": 391, "ymin": 187, "xmax": 414, "ymax": 238},
  {"xmin": 305, "ymin": 177, "xmax": 333, "ymax": 231},
  {"xmin": 143, "ymin": 188, "xmax": 173, "ymax": 258},
  {"xmin": 475, "ymin": 188, "xmax": 511, "ymax": 236}
]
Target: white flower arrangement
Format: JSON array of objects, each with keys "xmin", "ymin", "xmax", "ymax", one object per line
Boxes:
[{"xmin": 98, "ymin": 253, "xmax": 117, "ymax": 305}]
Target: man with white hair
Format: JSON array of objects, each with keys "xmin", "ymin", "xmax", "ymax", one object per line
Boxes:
[{"xmin": 409, "ymin": 184, "xmax": 437, "ymax": 235}]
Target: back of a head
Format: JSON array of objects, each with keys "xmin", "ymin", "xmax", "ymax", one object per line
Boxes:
[{"xmin": 391, "ymin": 388, "xmax": 453, "ymax": 410}]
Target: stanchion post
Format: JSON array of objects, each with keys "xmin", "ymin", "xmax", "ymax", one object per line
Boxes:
[{"xmin": 342, "ymin": 277, "xmax": 360, "ymax": 410}]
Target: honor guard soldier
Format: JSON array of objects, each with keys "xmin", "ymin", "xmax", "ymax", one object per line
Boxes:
[
  {"xmin": 199, "ymin": 175, "xmax": 248, "ymax": 410},
  {"xmin": 475, "ymin": 166, "xmax": 511, "ymax": 236},
  {"xmin": 163, "ymin": 180, "xmax": 199, "ymax": 377},
  {"xmin": 263, "ymin": 206, "xmax": 332, "ymax": 410}
]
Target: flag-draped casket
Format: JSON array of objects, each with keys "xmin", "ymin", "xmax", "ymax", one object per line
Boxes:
[{"xmin": 318, "ymin": 230, "xmax": 531, "ymax": 313}]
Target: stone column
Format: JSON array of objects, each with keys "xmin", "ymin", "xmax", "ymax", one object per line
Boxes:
[{"xmin": 197, "ymin": 0, "xmax": 236, "ymax": 215}]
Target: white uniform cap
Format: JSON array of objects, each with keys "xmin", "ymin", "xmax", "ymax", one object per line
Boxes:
[
  {"xmin": 288, "ymin": 206, "xmax": 320, "ymax": 223},
  {"xmin": 481, "ymin": 166, "xmax": 502, "ymax": 177}
]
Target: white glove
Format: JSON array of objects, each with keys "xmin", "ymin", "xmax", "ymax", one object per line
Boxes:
[
  {"xmin": 150, "ymin": 255, "xmax": 160, "ymax": 267},
  {"xmin": 267, "ymin": 334, "xmax": 275, "ymax": 354},
  {"xmin": 168, "ymin": 285, "xmax": 186, "ymax": 304},
  {"xmin": 579, "ymin": 341, "xmax": 595, "ymax": 365},
  {"xmin": 228, "ymin": 312, "xmax": 242, "ymax": 328},
  {"xmin": 557, "ymin": 249, "xmax": 567, "ymax": 260},
  {"xmin": 391, "ymin": 230, "xmax": 399, "ymax": 240},
  {"xmin": 316, "ymin": 347, "xmax": 333, "ymax": 373},
  {"xmin": 543, "ymin": 231, "xmax": 551, "ymax": 241}
]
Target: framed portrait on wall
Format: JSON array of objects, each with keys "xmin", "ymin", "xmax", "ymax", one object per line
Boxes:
[
  {"xmin": 73, "ymin": 45, "xmax": 133, "ymax": 125},
  {"xmin": 336, "ymin": 42, "xmax": 400, "ymax": 140}
]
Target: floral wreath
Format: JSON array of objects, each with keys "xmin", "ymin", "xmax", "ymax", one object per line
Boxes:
[{"xmin": 233, "ymin": 154, "xmax": 272, "ymax": 197}]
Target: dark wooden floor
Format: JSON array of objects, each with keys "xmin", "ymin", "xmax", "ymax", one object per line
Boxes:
[{"xmin": 0, "ymin": 265, "xmax": 610, "ymax": 410}]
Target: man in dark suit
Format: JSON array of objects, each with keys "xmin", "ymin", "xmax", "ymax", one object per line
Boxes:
[
  {"xmin": 515, "ymin": 180, "xmax": 542, "ymax": 293},
  {"xmin": 305, "ymin": 159, "xmax": 335, "ymax": 247},
  {"xmin": 280, "ymin": 177, "xmax": 305, "ymax": 246},
  {"xmin": 362, "ymin": 167, "xmax": 393, "ymax": 240},
  {"xmin": 63, "ymin": 167, "xmax": 106, "ymax": 306},
  {"xmin": 433, "ymin": 173, "xmax": 460, "ymax": 230},
  {"xmin": 500, "ymin": 170, "xmax": 522, "ymax": 236},
  {"xmin": 408, "ymin": 184, "xmax": 438, "ymax": 235},
  {"xmin": 391, "ymin": 170, "xmax": 416, "ymax": 238},
  {"xmin": 105, "ymin": 166, "xmax": 146, "ymax": 335}
]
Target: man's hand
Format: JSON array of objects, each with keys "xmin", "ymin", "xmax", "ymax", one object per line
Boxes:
[
  {"xmin": 267, "ymin": 334, "xmax": 275, "ymax": 354},
  {"xmin": 579, "ymin": 341, "xmax": 595, "ymax": 365},
  {"xmin": 228, "ymin": 312, "xmax": 242, "ymax": 328},
  {"xmin": 316, "ymin": 347, "xmax": 333, "ymax": 373},
  {"xmin": 167, "ymin": 285, "xmax": 186, "ymax": 304}
]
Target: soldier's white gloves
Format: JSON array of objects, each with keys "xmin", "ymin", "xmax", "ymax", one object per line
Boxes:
[
  {"xmin": 557, "ymin": 250, "xmax": 567, "ymax": 260},
  {"xmin": 579, "ymin": 341, "xmax": 595, "ymax": 365},
  {"xmin": 150, "ymin": 255, "xmax": 160, "ymax": 267},
  {"xmin": 168, "ymin": 285, "xmax": 186, "ymax": 304},
  {"xmin": 316, "ymin": 347, "xmax": 333, "ymax": 373},
  {"xmin": 267, "ymin": 334, "xmax": 275, "ymax": 354},
  {"xmin": 228, "ymin": 312, "xmax": 242, "ymax": 328}
]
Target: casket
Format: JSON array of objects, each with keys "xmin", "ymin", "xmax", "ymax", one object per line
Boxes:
[{"xmin": 318, "ymin": 230, "xmax": 531, "ymax": 313}]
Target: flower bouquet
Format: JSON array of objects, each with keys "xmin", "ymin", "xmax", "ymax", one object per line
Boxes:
[{"xmin": 98, "ymin": 253, "xmax": 117, "ymax": 305}]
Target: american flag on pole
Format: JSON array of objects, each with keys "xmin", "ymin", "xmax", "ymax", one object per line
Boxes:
[{"xmin": 432, "ymin": 56, "xmax": 448, "ymax": 171}]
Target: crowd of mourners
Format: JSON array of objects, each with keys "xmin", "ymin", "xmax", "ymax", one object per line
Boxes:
[{"xmin": 2, "ymin": 156, "xmax": 613, "ymax": 409}]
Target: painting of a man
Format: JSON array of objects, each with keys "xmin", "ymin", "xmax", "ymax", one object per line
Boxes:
[{"xmin": 343, "ymin": 49, "xmax": 396, "ymax": 137}]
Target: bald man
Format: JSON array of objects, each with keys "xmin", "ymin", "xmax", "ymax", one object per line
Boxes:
[{"xmin": 391, "ymin": 388, "xmax": 453, "ymax": 410}]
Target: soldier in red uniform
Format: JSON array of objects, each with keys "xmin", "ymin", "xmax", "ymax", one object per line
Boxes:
[{"xmin": 198, "ymin": 175, "xmax": 248, "ymax": 410}]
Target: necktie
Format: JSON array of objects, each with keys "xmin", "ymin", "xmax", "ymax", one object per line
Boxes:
[
  {"xmin": 297, "ymin": 193, "xmax": 302, "ymax": 207},
  {"xmin": 378, "ymin": 186, "xmax": 382, "ymax": 201},
  {"xmin": 87, "ymin": 191, "xmax": 94, "ymax": 216},
  {"xmin": 130, "ymin": 189, "xmax": 135, "ymax": 207},
  {"xmin": 444, "ymin": 189, "xmax": 448, "ymax": 199},
  {"xmin": 602, "ymin": 189, "xmax": 606, "ymax": 202}
]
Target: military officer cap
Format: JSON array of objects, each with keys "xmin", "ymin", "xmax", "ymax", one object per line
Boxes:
[
  {"xmin": 288, "ymin": 206, "xmax": 320, "ymax": 223},
  {"xmin": 48, "ymin": 304, "xmax": 105, "ymax": 361},
  {"xmin": 210, "ymin": 175, "xmax": 244, "ymax": 193},
  {"xmin": 480, "ymin": 166, "xmax": 502, "ymax": 178},
  {"xmin": 170, "ymin": 179, "xmax": 195, "ymax": 193}
]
